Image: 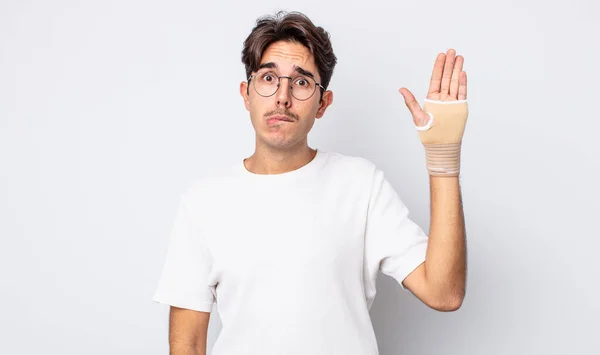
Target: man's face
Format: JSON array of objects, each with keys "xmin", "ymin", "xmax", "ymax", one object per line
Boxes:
[{"xmin": 240, "ymin": 40, "xmax": 333, "ymax": 151}]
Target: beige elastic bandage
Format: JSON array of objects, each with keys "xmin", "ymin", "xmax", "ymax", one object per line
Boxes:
[{"xmin": 416, "ymin": 99, "xmax": 469, "ymax": 177}]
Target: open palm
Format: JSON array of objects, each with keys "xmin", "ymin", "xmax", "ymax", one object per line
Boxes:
[{"xmin": 399, "ymin": 48, "xmax": 467, "ymax": 127}]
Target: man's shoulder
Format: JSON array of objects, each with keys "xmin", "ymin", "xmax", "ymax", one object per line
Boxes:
[{"xmin": 324, "ymin": 150, "xmax": 379, "ymax": 175}]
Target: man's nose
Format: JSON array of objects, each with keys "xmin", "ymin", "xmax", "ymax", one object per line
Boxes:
[{"xmin": 276, "ymin": 77, "xmax": 293, "ymax": 107}]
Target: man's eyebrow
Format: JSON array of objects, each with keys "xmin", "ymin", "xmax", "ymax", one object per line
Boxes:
[
  {"xmin": 257, "ymin": 62, "xmax": 316, "ymax": 80},
  {"xmin": 258, "ymin": 62, "xmax": 278, "ymax": 70},
  {"xmin": 293, "ymin": 66, "xmax": 315, "ymax": 80}
]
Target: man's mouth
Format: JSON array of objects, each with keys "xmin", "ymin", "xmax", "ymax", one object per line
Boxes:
[{"xmin": 266, "ymin": 115, "xmax": 294, "ymax": 124}]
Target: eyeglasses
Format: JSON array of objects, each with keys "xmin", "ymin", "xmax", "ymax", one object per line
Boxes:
[{"xmin": 247, "ymin": 69, "xmax": 325, "ymax": 101}]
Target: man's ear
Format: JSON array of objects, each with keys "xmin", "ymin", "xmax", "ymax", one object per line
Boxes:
[
  {"xmin": 316, "ymin": 90, "xmax": 333, "ymax": 119},
  {"xmin": 240, "ymin": 81, "xmax": 250, "ymax": 111}
]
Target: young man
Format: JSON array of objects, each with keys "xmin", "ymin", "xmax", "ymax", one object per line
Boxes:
[{"xmin": 153, "ymin": 11, "xmax": 468, "ymax": 355}]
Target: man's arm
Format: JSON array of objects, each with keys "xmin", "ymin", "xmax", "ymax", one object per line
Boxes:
[
  {"xmin": 169, "ymin": 306, "xmax": 211, "ymax": 355},
  {"xmin": 402, "ymin": 175, "xmax": 466, "ymax": 311},
  {"xmin": 399, "ymin": 48, "xmax": 468, "ymax": 311}
]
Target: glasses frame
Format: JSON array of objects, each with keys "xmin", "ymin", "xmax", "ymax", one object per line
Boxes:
[{"xmin": 247, "ymin": 70, "xmax": 325, "ymax": 101}]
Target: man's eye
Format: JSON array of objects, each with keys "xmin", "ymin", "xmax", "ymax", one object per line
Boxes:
[
  {"xmin": 295, "ymin": 78, "xmax": 308, "ymax": 86},
  {"xmin": 262, "ymin": 74, "xmax": 274, "ymax": 82}
]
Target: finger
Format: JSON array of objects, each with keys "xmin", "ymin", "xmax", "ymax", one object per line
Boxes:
[
  {"xmin": 458, "ymin": 71, "xmax": 467, "ymax": 100},
  {"xmin": 399, "ymin": 87, "xmax": 421, "ymax": 116},
  {"xmin": 399, "ymin": 87, "xmax": 429, "ymax": 127},
  {"xmin": 440, "ymin": 48, "xmax": 456, "ymax": 97},
  {"xmin": 428, "ymin": 53, "xmax": 446, "ymax": 95},
  {"xmin": 449, "ymin": 55, "xmax": 464, "ymax": 100}
]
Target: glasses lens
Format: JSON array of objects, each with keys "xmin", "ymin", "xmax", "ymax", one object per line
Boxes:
[
  {"xmin": 253, "ymin": 71, "xmax": 279, "ymax": 97},
  {"xmin": 290, "ymin": 75, "xmax": 316, "ymax": 101}
]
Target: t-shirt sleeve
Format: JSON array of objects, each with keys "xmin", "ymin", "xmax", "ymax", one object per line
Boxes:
[
  {"xmin": 152, "ymin": 194, "xmax": 216, "ymax": 312},
  {"xmin": 364, "ymin": 168, "xmax": 429, "ymax": 292}
]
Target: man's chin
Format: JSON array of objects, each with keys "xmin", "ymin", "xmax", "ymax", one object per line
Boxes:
[{"xmin": 258, "ymin": 135, "xmax": 301, "ymax": 150}]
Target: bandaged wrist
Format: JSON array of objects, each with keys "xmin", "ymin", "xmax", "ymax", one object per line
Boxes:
[
  {"xmin": 423, "ymin": 143, "xmax": 461, "ymax": 176},
  {"xmin": 416, "ymin": 99, "xmax": 469, "ymax": 177}
]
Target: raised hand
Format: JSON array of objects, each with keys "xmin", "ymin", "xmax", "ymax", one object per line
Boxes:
[
  {"xmin": 398, "ymin": 48, "xmax": 469, "ymax": 177},
  {"xmin": 399, "ymin": 48, "xmax": 467, "ymax": 128}
]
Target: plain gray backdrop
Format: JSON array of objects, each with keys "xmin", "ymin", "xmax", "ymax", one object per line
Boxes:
[{"xmin": 1, "ymin": 0, "xmax": 599, "ymax": 354}]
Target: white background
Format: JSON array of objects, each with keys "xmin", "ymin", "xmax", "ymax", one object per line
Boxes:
[{"xmin": 1, "ymin": 0, "xmax": 599, "ymax": 354}]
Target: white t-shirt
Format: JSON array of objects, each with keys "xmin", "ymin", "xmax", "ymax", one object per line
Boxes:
[{"xmin": 152, "ymin": 149, "xmax": 428, "ymax": 355}]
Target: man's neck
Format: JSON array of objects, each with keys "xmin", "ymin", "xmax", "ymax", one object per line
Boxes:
[{"xmin": 243, "ymin": 145, "xmax": 317, "ymax": 175}]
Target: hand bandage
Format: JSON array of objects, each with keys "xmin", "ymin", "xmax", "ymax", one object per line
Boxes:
[{"xmin": 416, "ymin": 99, "xmax": 468, "ymax": 177}]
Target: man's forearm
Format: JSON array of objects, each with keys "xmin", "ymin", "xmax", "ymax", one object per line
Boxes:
[{"xmin": 424, "ymin": 175, "xmax": 467, "ymax": 307}]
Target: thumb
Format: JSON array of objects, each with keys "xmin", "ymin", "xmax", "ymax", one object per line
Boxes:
[{"xmin": 399, "ymin": 87, "xmax": 429, "ymax": 128}]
